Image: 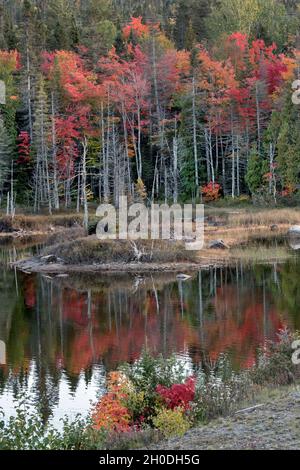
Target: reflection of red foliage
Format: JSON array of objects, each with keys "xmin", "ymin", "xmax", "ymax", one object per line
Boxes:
[
  {"xmin": 23, "ymin": 275, "xmax": 36, "ymax": 309},
  {"xmin": 202, "ymin": 285, "xmax": 287, "ymax": 367},
  {"xmin": 18, "ymin": 271, "xmax": 290, "ymax": 379},
  {"xmin": 62, "ymin": 289, "xmax": 93, "ymax": 327},
  {"xmin": 58, "ymin": 287, "xmax": 198, "ymax": 375},
  {"xmin": 56, "ymin": 277, "xmax": 290, "ymax": 375}
]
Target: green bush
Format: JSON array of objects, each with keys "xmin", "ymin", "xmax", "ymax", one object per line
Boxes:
[
  {"xmin": 121, "ymin": 349, "xmax": 186, "ymax": 393},
  {"xmin": 0, "ymin": 399, "xmax": 106, "ymax": 450},
  {"xmin": 251, "ymin": 329, "xmax": 300, "ymax": 386}
]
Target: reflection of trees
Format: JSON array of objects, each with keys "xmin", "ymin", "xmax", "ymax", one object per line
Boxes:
[
  {"xmin": 1, "ymin": 262, "xmax": 298, "ymax": 422},
  {"xmin": 0, "ymin": 266, "xmax": 19, "ymax": 394},
  {"xmin": 272, "ymin": 260, "xmax": 300, "ymax": 329}
]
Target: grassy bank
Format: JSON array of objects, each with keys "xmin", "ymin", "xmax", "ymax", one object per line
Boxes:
[
  {"xmin": 0, "ymin": 213, "xmax": 84, "ymax": 233},
  {"xmin": 42, "ymin": 238, "xmax": 198, "ymax": 265},
  {"xmin": 0, "ymin": 330, "xmax": 299, "ymax": 450}
]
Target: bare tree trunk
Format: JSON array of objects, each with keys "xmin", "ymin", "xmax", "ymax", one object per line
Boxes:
[
  {"xmin": 204, "ymin": 128, "xmax": 211, "ymax": 182},
  {"xmin": 121, "ymin": 102, "xmax": 132, "ymax": 197},
  {"xmin": 192, "ymin": 77, "xmax": 199, "ymax": 187},
  {"xmin": 269, "ymin": 142, "xmax": 277, "ymax": 203},
  {"xmin": 173, "ymin": 130, "xmax": 178, "ymax": 204},
  {"xmin": 77, "ymin": 162, "xmax": 81, "ymax": 213},
  {"xmin": 236, "ymin": 135, "xmax": 240, "ymax": 197},
  {"xmin": 220, "ymin": 135, "xmax": 226, "ymax": 193},
  {"xmin": 51, "ymin": 92, "xmax": 59, "ymax": 210},
  {"xmin": 164, "ymin": 164, "xmax": 168, "ymax": 203},
  {"xmin": 104, "ymin": 94, "xmax": 110, "ymax": 203},
  {"xmin": 232, "ymin": 150, "xmax": 235, "ymax": 199},
  {"xmin": 231, "ymin": 114, "xmax": 235, "ymax": 199},
  {"xmin": 137, "ymin": 102, "xmax": 142, "ymax": 179},
  {"xmin": 256, "ymin": 82, "xmax": 261, "ymax": 155},
  {"xmin": 26, "ymin": 44, "xmax": 33, "ymax": 141},
  {"xmin": 82, "ymin": 137, "xmax": 89, "ymax": 232}
]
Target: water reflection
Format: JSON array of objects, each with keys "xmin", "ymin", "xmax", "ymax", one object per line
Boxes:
[{"xmin": 0, "ymin": 258, "xmax": 299, "ymax": 424}]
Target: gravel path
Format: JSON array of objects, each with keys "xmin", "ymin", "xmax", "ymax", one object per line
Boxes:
[{"xmin": 148, "ymin": 390, "xmax": 300, "ymax": 450}]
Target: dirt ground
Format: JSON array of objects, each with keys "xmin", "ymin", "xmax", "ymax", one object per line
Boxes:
[{"xmin": 147, "ymin": 387, "xmax": 300, "ymax": 450}]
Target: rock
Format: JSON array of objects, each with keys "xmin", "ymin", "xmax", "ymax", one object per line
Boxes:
[
  {"xmin": 288, "ymin": 239, "xmax": 300, "ymax": 250},
  {"xmin": 42, "ymin": 274, "xmax": 53, "ymax": 280},
  {"xmin": 41, "ymin": 254, "xmax": 58, "ymax": 264},
  {"xmin": 288, "ymin": 225, "xmax": 300, "ymax": 236},
  {"xmin": 176, "ymin": 274, "xmax": 192, "ymax": 281},
  {"xmin": 270, "ymin": 224, "xmax": 278, "ymax": 232},
  {"xmin": 208, "ymin": 240, "xmax": 229, "ymax": 250}
]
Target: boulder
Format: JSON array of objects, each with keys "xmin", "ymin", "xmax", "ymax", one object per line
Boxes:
[
  {"xmin": 41, "ymin": 254, "xmax": 58, "ymax": 264},
  {"xmin": 208, "ymin": 239, "xmax": 229, "ymax": 250},
  {"xmin": 176, "ymin": 274, "xmax": 192, "ymax": 281},
  {"xmin": 288, "ymin": 226, "xmax": 300, "ymax": 236},
  {"xmin": 288, "ymin": 239, "xmax": 300, "ymax": 250}
]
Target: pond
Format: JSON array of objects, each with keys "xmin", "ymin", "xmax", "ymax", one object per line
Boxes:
[{"xmin": 0, "ymin": 243, "xmax": 300, "ymax": 427}]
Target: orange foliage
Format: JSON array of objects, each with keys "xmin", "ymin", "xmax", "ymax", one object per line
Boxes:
[
  {"xmin": 0, "ymin": 49, "xmax": 20, "ymax": 72},
  {"xmin": 92, "ymin": 371, "xmax": 131, "ymax": 433},
  {"xmin": 202, "ymin": 182, "xmax": 222, "ymax": 202},
  {"xmin": 123, "ymin": 17, "xmax": 150, "ymax": 39}
]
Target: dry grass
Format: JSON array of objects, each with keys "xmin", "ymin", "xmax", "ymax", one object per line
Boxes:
[
  {"xmin": 46, "ymin": 226, "xmax": 85, "ymax": 246},
  {"xmin": 228, "ymin": 208, "xmax": 300, "ymax": 227},
  {"xmin": 204, "ymin": 224, "xmax": 287, "ymax": 248},
  {"xmin": 229, "ymin": 245, "xmax": 293, "ymax": 264},
  {"xmin": 0, "ymin": 213, "xmax": 84, "ymax": 232},
  {"xmin": 13, "ymin": 213, "xmax": 83, "ymax": 230},
  {"xmin": 43, "ymin": 237, "xmax": 198, "ymax": 265}
]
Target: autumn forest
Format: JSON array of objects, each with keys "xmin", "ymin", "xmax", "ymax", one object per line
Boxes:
[{"xmin": 1, "ymin": 0, "xmax": 300, "ymax": 213}]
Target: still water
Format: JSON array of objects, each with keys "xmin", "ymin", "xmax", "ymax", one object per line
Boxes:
[{"xmin": 0, "ymin": 243, "xmax": 299, "ymax": 426}]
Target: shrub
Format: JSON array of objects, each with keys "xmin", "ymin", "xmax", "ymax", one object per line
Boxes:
[
  {"xmin": 191, "ymin": 354, "xmax": 251, "ymax": 423},
  {"xmin": 0, "ymin": 216, "xmax": 14, "ymax": 233},
  {"xmin": 201, "ymin": 182, "xmax": 222, "ymax": 202},
  {"xmin": 92, "ymin": 372, "xmax": 132, "ymax": 433},
  {"xmin": 122, "ymin": 389, "xmax": 146, "ymax": 426},
  {"xmin": 156, "ymin": 377, "xmax": 196, "ymax": 411},
  {"xmin": 251, "ymin": 329, "xmax": 300, "ymax": 386},
  {"xmin": 121, "ymin": 350, "xmax": 186, "ymax": 394},
  {"xmin": 120, "ymin": 351, "xmax": 187, "ymax": 422},
  {"xmin": 0, "ymin": 398, "xmax": 106, "ymax": 450},
  {"xmin": 152, "ymin": 407, "xmax": 190, "ymax": 439},
  {"xmin": 92, "ymin": 395, "xmax": 131, "ymax": 433}
]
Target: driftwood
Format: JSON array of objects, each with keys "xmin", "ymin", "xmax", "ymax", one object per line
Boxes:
[{"xmin": 235, "ymin": 404, "xmax": 265, "ymax": 414}]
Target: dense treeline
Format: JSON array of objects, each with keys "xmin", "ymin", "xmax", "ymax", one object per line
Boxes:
[{"xmin": 1, "ymin": 0, "xmax": 300, "ymax": 219}]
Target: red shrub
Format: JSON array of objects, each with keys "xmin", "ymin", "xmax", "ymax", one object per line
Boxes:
[
  {"xmin": 202, "ymin": 182, "xmax": 222, "ymax": 202},
  {"xmin": 156, "ymin": 377, "xmax": 196, "ymax": 411}
]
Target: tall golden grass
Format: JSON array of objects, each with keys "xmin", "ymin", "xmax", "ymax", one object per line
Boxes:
[{"xmin": 228, "ymin": 208, "xmax": 300, "ymax": 227}]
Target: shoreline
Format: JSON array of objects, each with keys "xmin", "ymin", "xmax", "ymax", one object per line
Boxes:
[
  {"xmin": 12, "ymin": 258, "xmax": 223, "ymax": 274},
  {"xmin": 3, "ymin": 207, "xmax": 300, "ymax": 273},
  {"xmin": 12, "ymin": 252, "xmax": 293, "ymax": 274},
  {"xmin": 146, "ymin": 385, "xmax": 300, "ymax": 450}
]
